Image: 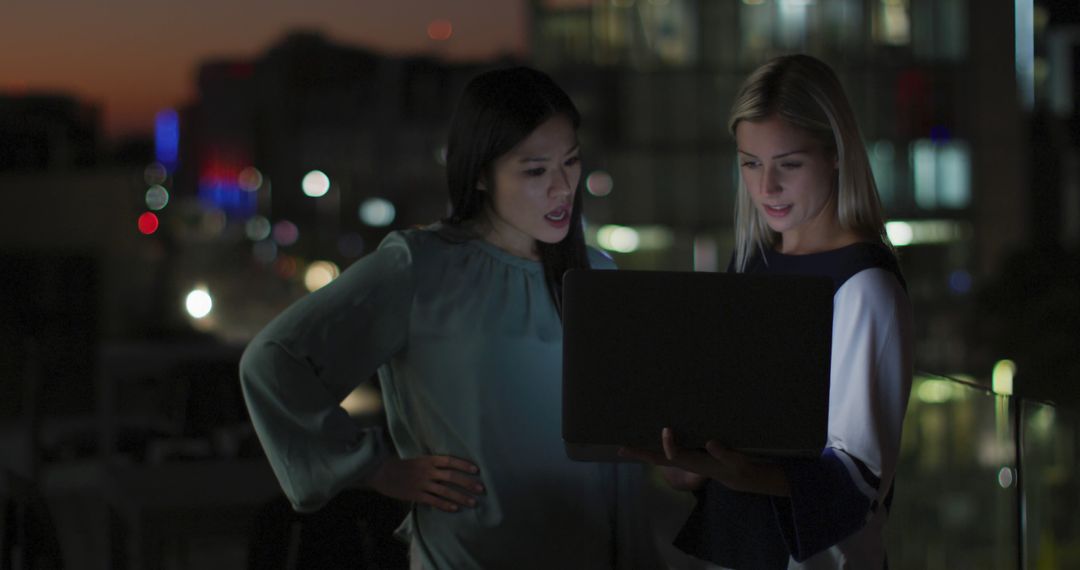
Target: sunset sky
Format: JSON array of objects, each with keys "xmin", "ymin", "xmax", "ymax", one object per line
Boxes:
[{"xmin": 1, "ymin": 0, "xmax": 529, "ymax": 140}]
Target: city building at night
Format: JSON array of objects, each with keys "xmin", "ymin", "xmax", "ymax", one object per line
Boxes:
[
  {"xmin": 1, "ymin": 1, "xmax": 1078, "ymax": 568},
  {"xmin": 0, "ymin": 93, "xmax": 101, "ymax": 172}
]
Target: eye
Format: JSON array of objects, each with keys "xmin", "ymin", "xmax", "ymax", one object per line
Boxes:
[
  {"xmin": 564, "ymin": 155, "xmax": 581, "ymax": 167},
  {"xmin": 781, "ymin": 162, "xmax": 803, "ymax": 169},
  {"xmin": 740, "ymin": 160, "xmax": 760, "ymax": 169},
  {"xmin": 524, "ymin": 167, "xmax": 546, "ymax": 177}
]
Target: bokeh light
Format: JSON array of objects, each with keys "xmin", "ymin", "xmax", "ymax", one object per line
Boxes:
[
  {"xmin": 137, "ymin": 212, "xmax": 159, "ymax": 235},
  {"xmin": 253, "ymin": 240, "xmax": 278, "ymax": 264},
  {"xmin": 304, "ymin": 260, "xmax": 341, "ymax": 292},
  {"xmin": 201, "ymin": 208, "xmax": 228, "ymax": 238},
  {"xmin": 275, "ymin": 255, "xmax": 298, "ymax": 279},
  {"xmin": 948, "ymin": 270, "xmax": 972, "ymax": 294},
  {"xmin": 586, "ymin": 171, "xmax": 614, "ymax": 197},
  {"xmin": 597, "ymin": 225, "xmax": 640, "ymax": 253},
  {"xmin": 340, "ymin": 385, "xmax": 384, "ymax": 417},
  {"xmin": 145, "ymin": 185, "xmax": 169, "ymax": 210},
  {"xmin": 998, "ymin": 467, "xmax": 1015, "ymax": 489},
  {"xmin": 144, "ymin": 162, "xmax": 168, "ymax": 186},
  {"xmin": 185, "ymin": 287, "xmax": 213, "ymax": 319},
  {"xmin": 359, "ymin": 198, "xmax": 396, "ymax": 227},
  {"xmin": 238, "ymin": 167, "xmax": 264, "ymax": 191},
  {"xmin": 302, "ymin": 170, "xmax": 330, "ymax": 198},
  {"xmin": 245, "ymin": 215, "xmax": 272, "ymax": 241},
  {"xmin": 273, "ymin": 220, "xmax": 300, "ymax": 246},
  {"xmin": 885, "ymin": 221, "xmax": 914, "ymax": 246},
  {"xmin": 155, "ymin": 109, "xmax": 179, "ymax": 171},
  {"xmin": 992, "ymin": 359, "xmax": 1016, "ymax": 396},
  {"xmin": 338, "ymin": 233, "xmax": 365, "ymax": 258},
  {"xmin": 427, "ymin": 20, "xmax": 453, "ymax": 41},
  {"xmin": 915, "ymin": 379, "xmax": 958, "ymax": 404}
]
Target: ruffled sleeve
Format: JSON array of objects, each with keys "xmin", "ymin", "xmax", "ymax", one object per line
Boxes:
[
  {"xmin": 772, "ymin": 267, "xmax": 913, "ymax": 560},
  {"xmin": 239, "ymin": 232, "xmax": 415, "ymax": 512}
]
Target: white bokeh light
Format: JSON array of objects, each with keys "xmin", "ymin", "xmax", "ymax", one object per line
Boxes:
[
  {"xmin": 245, "ymin": 216, "xmax": 272, "ymax": 241},
  {"xmin": 586, "ymin": 171, "xmax": 613, "ymax": 197},
  {"xmin": 302, "ymin": 170, "xmax": 331, "ymax": 198},
  {"xmin": 145, "ymin": 185, "xmax": 169, "ymax": 210},
  {"xmin": 885, "ymin": 221, "xmax": 914, "ymax": 247},
  {"xmin": 304, "ymin": 260, "xmax": 341, "ymax": 292},
  {"xmin": 185, "ymin": 287, "xmax": 213, "ymax": 319},
  {"xmin": 597, "ymin": 225, "xmax": 640, "ymax": 253},
  {"xmin": 359, "ymin": 198, "xmax": 396, "ymax": 227}
]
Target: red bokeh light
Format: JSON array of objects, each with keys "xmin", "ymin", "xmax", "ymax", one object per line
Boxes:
[
  {"xmin": 427, "ymin": 20, "xmax": 453, "ymax": 41},
  {"xmin": 138, "ymin": 211, "xmax": 159, "ymax": 235},
  {"xmin": 274, "ymin": 255, "xmax": 298, "ymax": 279}
]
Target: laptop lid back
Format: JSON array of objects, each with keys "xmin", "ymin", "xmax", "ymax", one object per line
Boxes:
[{"xmin": 562, "ymin": 269, "xmax": 833, "ymax": 460}]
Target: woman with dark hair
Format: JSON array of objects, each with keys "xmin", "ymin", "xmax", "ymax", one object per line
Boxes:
[
  {"xmin": 240, "ymin": 67, "xmax": 657, "ymax": 569},
  {"xmin": 622, "ymin": 54, "xmax": 913, "ymax": 569}
]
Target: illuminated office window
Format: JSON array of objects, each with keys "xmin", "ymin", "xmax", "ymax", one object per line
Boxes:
[
  {"xmin": 822, "ymin": 0, "xmax": 866, "ymax": 53},
  {"xmin": 638, "ymin": 0, "xmax": 699, "ymax": 67},
  {"xmin": 536, "ymin": 13, "xmax": 592, "ymax": 65},
  {"xmin": 872, "ymin": 0, "xmax": 911, "ymax": 46},
  {"xmin": 592, "ymin": 3, "xmax": 633, "ymax": 65},
  {"xmin": 911, "ymin": 0, "xmax": 968, "ymax": 61},
  {"xmin": 1016, "ymin": 0, "xmax": 1035, "ymax": 108},
  {"xmin": 777, "ymin": 0, "xmax": 812, "ymax": 50},
  {"xmin": 738, "ymin": 0, "xmax": 774, "ymax": 61},
  {"xmin": 737, "ymin": 0, "xmax": 827, "ymax": 58},
  {"xmin": 870, "ymin": 140, "xmax": 897, "ymax": 208},
  {"xmin": 911, "ymin": 139, "xmax": 971, "ymax": 210}
]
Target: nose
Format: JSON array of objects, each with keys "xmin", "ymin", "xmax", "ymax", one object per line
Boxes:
[
  {"xmin": 552, "ymin": 166, "xmax": 573, "ymax": 197},
  {"xmin": 758, "ymin": 165, "xmax": 781, "ymax": 196}
]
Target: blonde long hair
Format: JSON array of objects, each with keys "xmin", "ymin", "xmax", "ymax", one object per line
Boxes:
[{"xmin": 729, "ymin": 54, "xmax": 891, "ymax": 272}]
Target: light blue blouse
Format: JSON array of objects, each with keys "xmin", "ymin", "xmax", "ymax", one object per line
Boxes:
[{"xmin": 240, "ymin": 224, "xmax": 658, "ymax": 569}]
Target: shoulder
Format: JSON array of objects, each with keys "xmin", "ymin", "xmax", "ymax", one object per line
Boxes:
[
  {"xmin": 376, "ymin": 226, "xmax": 438, "ymax": 251},
  {"xmin": 836, "ymin": 268, "xmax": 907, "ymax": 304},
  {"xmin": 833, "ymin": 268, "xmax": 912, "ymax": 333},
  {"xmin": 374, "ymin": 225, "xmax": 467, "ymax": 264},
  {"xmin": 587, "ymin": 246, "xmax": 617, "ymax": 270},
  {"xmin": 831, "ymin": 243, "xmax": 905, "ymax": 292}
]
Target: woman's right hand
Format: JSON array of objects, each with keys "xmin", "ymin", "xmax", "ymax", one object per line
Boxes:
[
  {"xmin": 618, "ymin": 446, "xmax": 707, "ymax": 492},
  {"xmin": 658, "ymin": 465, "xmax": 708, "ymax": 492},
  {"xmin": 367, "ymin": 455, "xmax": 485, "ymax": 513}
]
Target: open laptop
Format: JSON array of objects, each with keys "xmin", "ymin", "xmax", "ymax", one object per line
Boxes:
[{"xmin": 562, "ymin": 268, "xmax": 834, "ymax": 462}]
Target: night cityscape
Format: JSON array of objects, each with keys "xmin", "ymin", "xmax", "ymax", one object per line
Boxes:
[{"xmin": 2, "ymin": 0, "xmax": 1080, "ymax": 568}]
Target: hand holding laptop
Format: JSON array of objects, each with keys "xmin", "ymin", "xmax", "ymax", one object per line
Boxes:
[{"xmin": 619, "ymin": 427, "xmax": 790, "ymax": 496}]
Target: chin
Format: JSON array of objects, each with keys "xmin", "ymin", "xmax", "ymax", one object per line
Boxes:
[
  {"xmin": 536, "ymin": 229, "xmax": 570, "ymax": 245},
  {"xmin": 761, "ymin": 220, "xmax": 783, "ymax": 233}
]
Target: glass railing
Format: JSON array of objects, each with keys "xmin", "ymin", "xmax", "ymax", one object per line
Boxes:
[
  {"xmin": 886, "ymin": 372, "xmax": 1079, "ymax": 570},
  {"xmin": 1020, "ymin": 397, "xmax": 1080, "ymax": 569}
]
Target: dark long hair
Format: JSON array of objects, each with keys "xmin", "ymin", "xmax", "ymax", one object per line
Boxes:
[{"xmin": 444, "ymin": 66, "xmax": 589, "ymax": 312}]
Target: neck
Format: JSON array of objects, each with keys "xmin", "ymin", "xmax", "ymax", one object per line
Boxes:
[
  {"xmin": 779, "ymin": 229, "xmax": 861, "ymax": 255},
  {"xmin": 472, "ymin": 211, "xmax": 540, "ymax": 261}
]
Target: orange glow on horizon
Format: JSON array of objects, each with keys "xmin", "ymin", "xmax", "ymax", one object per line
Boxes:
[
  {"xmin": 427, "ymin": 20, "xmax": 453, "ymax": 41},
  {"xmin": 3, "ymin": 0, "xmax": 528, "ymax": 141}
]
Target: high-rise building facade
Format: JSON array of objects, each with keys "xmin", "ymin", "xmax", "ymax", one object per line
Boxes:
[{"xmin": 531, "ymin": 0, "xmax": 1027, "ymax": 379}]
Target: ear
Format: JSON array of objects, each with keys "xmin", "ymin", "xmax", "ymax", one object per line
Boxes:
[{"xmin": 476, "ymin": 178, "xmax": 488, "ymax": 191}]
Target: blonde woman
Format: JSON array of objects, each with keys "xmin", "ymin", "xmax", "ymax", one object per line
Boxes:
[{"xmin": 623, "ymin": 54, "xmax": 914, "ymax": 569}]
